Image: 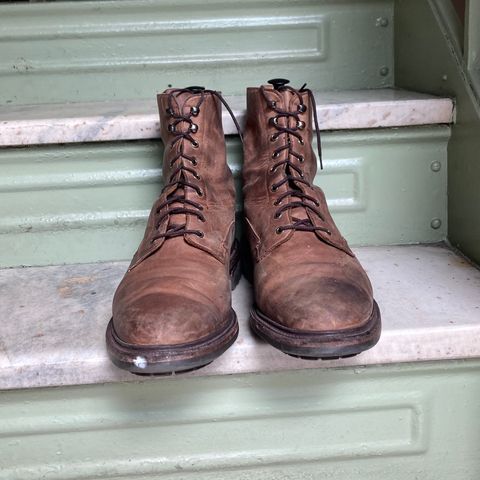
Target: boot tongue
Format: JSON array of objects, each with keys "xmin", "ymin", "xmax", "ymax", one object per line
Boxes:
[
  {"xmin": 286, "ymin": 169, "xmax": 311, "ymax": 223},
  {"xmin": 170, "ymin": 90, "xmax": 199, "ymax": 116},
  {"xmin": 165, "ymin": 185, "xmax": 187, "ymax": 236},
  {"xmin": 271, "ymin": 89, "xmax": 312, "ymax": 225},
  {"xmin": 164, "ymin": 90, "xmax": 203, "ymax": 237},
  {"xmin": 262, "ymin": 82, "xmax": 319, "ymax": 232}
]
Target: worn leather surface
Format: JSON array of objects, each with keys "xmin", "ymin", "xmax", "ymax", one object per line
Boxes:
[
  {"xmin": 243, "ymin": 85, "xmax": 375, "ymax": 332},
  {"xmin": 112, "ymin": 89, "xmax": 236, "ymax": 346}
]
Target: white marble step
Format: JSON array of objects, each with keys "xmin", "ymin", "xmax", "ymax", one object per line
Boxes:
[
  {"xmin": 0, "ymin": 244, "xmax": 479, "ymax": 390},
  {"xmin": 0, "ymin": 89, "xmax": 454, "ymax": 147}
]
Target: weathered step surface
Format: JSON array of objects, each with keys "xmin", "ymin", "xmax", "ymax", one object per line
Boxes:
[
  {"xmin": 0, "ymin": 89, "xmax": 454, "ymax": 146},
  {"xmin": 0, "ymin": 244, "xmax": 478, "ymax": 390}
]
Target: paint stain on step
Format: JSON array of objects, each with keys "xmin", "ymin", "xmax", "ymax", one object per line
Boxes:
[{"xmin": 58, "ymin": 276, "xmax": 95, "ymax": 298}]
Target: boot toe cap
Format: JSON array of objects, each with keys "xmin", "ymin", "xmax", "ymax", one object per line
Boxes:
[
  {"xmin": 113, "ymin": 293, "xmax": 221, "ymax": 346},
  {"xmin": 261, "ymin": 276, "xmax": 374, "ymax": 332}
]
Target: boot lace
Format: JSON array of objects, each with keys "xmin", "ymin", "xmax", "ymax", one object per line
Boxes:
[
  {"xmin": 151, "ymin": 87, "xmax": 242, "ymax": 243},
  {"xmin": 260, "ymin": 82, "xmax": 330, "ymax": 236}
]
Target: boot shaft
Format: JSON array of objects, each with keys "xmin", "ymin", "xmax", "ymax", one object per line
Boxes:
[
  {"xmin": 242, "ymin": 82, "xmax": 353, "ymax": 260},
  {"xmin": 157, "ymin": 88, "xmax": 235, "ymax": 207},
  {"xmin": 128, "ymin": 88, "xmax": 237, "ymax": 269},
  {"xmin": 243, "ymin": 84, "xmax": 317, "ymax": 202}
]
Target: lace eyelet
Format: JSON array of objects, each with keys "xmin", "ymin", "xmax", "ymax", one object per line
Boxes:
[
  {"xmin": 168, "ymin": 124, "xmax": 176, "ymax": 133},
  {"xmin": 268, "ymin": 101, "xmax": 277, "ymax": 109},
  {"xmin": 190, "ymin": 123, "xmax": 198, "ymax": 133},
  {"xmin": 271, "ymin": 185, "xmax": 277, "ymax": 192},
  {"xmin": 298, "ymin": 156, "xmax": 305, "ymax": 163},
  {"xmin": 296, "ymin": 120, "xmax": 305, "ymax": 130},
  {"xmin": 197, "ymin": 189, "xmax": 204, "ymax": 197},
  {"xmin": 269, "ymin": 117, "xmax": 279, "ymax": 127},
  {"xmin": 274, "ymin": 212, "xmax": 282, "ymax": 219},
  {"xmin": 166, "ymin": 107, "xmax": 174, "ymax": 116},
  {"xmin": 270, "ymin": 134, "xmax": 278, "ymax": 142},
  {"xmin": 269, "ymin": 166, "xmax": 276, "ymax": 174},
  {"xmin": 191, "ymin": 106, "xmax": 199, "ymax": 116},
  {"xmin": 275, "ymin": 227, "xmax": 283, "ymax": 234},
  {"xmin": 191, "ymin": 158, "xmax": 198, "ymax": 166},
  {"xmin": 272, "ymin": 152, "xmax": 280, "ymax": 159},
  {"xmin": 198, "ymin": 231, "xmax": 205, "ymax": 238},
  {"xmin": 297, "ymin": 104, "xmax": 307, "ymax": 113},
  {"xmin": 191, "ymin": 140, "xmax": 199, "ymax": 148},
  {"xmin": 194, "ymin": 173, "xmax": 201, "ymax": 180},
  {"xmin": 298, "ymin": 137, "xmax": 305, "ymax": 145}
]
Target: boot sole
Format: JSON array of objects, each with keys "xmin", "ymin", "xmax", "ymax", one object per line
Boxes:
[
  {"xmin": 250, "ymin": 301, "xmax": 381, "ymax": 360},
  {"xmin": 106, "ymin": 241, "xmax": 241, "ymax": 375},
  {"xmin": 106, "ymin": 310, "xmax": 238, "ymax": 375}
]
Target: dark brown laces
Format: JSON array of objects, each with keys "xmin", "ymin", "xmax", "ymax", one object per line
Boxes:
[
  {"xmin": 151, "ymin": 87, "xmax": 242, "ymax": 243},
  {"xmin": 260, "ymin": 81, "xmax": 330, "ymax": 236}
]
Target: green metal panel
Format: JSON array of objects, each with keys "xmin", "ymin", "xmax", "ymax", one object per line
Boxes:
[
  {"xmin": 0, "ymin": 0, "xmax": 394, "ymax": 105},
  {"xmin": 465, "ymin": 0, "xmax": 480, "ymax": 94},
  {"xmin": 0, "ymin": 126, "xmax": 449, "ymax": 267},
  {"xmin": 395, "ymin": 0, "xmax": 480, "ymax": 264},
  {"xmin": 0, "ymin": 360, "xmax": 479, "ymax": 479}
]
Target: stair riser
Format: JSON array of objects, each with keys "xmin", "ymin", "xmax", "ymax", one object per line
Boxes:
[
  {"xmin": 1, "ymin": 361, "xmax": 479, "ymax": 480},
  {"xmin": 0, "ymin": 0, "xmax": 393, "ymax": 105},
  {"xmin": 0, "ymin": 126, "xmax": 448, "ymax": 267}
]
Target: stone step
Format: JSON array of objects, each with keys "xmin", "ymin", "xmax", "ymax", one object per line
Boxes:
[
  {"xmin": 0, "ymin": 88, "xmax": 454, "ymax": 147},
  {"xmin": 1, "ymin": 244, "xmax": 478, "ymax": 390}
]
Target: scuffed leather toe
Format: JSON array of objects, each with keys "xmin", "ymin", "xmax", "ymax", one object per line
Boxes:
[
  {"xmin": 260, "ymin": 274, "xmax": 374, "ymax": 332},
  {"xmin": 113, "ymin": 293, "xmax": 221, "ymax": 346}
]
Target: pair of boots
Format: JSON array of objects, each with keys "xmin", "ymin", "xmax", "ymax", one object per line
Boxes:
[{"xmin": 106, "ymin": 80, "xmax": 381, "ymax": 374}]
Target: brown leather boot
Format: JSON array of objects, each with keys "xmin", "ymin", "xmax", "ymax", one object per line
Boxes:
[
  {"xmin": 243, "ymin": 79, "xmax": 381, "ymax": 359},
  {"xmin": 106, "ymin": 86, "xmax": 241, "ymax": 374}
]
